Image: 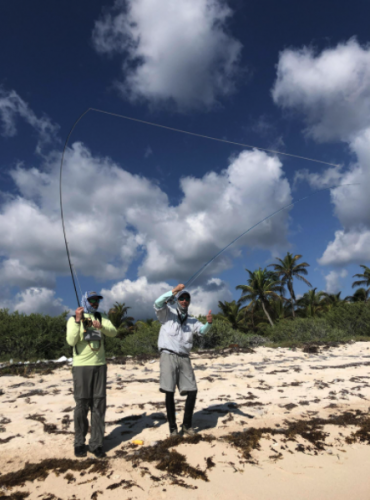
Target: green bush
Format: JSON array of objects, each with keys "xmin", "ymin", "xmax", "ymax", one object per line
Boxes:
[
  {"xmin": 264, "ymin": 317, "xmax": 347, "ymax": 343},
  {"xmin": 1, "ymin": 302, "xmax": 369, "ymax": 362},
  {"xmin": 262, "ymin": 303, "xmax": 370, "ymax": 343},
  {"xmin": 193, "ymin": 319, "xmax": 261, "ymax": 349},
  {"xmin": 113, "ymin": 321, "xmax": 161, "ymax": 357},
  {"xmin": 0, "ymin": 309, "xmax": 70, "ymax": 361},
  {"xmin": 324, "ymin": 302, "xmax": 370, "ymax": 337}
]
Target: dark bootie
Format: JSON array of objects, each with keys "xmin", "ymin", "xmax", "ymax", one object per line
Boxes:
[
  {"xmin": 182, "ymin": 390, "xmax": 197, "ymax": 432},
  {"xmin": 165, "ymin": 391, "xmax": 177, "ymax": 434}
]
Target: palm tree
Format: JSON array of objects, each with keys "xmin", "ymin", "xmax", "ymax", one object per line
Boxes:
[
  {"xmin": 108, "ymin": 302, "xmax": 135, "ymax": 333},
  {"xmin": 269, "ymin": 296, "xmax": 293, "ymax": 321},
  {"xmin": 236, "ymin": 268, "xmax": 283, "ymax": 327},
  {"xmin": 345, "ymin": 288, "xmax": 370, "ymax": 303},
  {"xmin": 352, "ymin": 265, "xmax": 370, "ymax": 292},
  {"xmin": 320, "ymin": 292, "xmax": 343, "ymax": 310},
  {"xmin": 296, "ymin": 288, "xmax": 325, "ymax": 318},
  {"xmin": 217, "ymin": 300, "xmax": 245, "ymax": 330},
  {"xmin": 269, "ymin": 253, "xmax": 311, "ymax": 318}
]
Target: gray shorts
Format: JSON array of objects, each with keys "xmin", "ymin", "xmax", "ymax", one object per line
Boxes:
[{"xmin": 160, "ymin": 351, "xmax": 197, "ymax": 395}]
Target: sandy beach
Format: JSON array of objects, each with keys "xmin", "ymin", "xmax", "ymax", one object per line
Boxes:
[{"xmin": 1, "ymin": 342, "xmax": 370, "ymax": 499}]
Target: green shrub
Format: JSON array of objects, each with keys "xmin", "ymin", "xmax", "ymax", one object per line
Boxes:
[
  {"xmin": 114, "ymin": 321, "xmax": 161, "ymax": 357},
  {"xmin": 324, "ymin": 303, "xmax": 370, "ymax": 337},
  {"xmin": 0, "ymin": 309, "xmax": 70, "ymax": 361},
  {"xmin": 193, "ymin": 319, "xmax": 260, "ymax": 349},
  {"xmin": 1, "ymin": 302, "xmax": 368, "ymax": 362},
  {"xmin": 265, "ymin": 317, "xmax": 348, "ymax": 343},
  {"xmin": 262, "ymin": 303, "xmax": 370, "ymax": 343}
]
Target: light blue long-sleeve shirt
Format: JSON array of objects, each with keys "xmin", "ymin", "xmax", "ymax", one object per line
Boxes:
[{"xmin": 154, "ymin": 290, "xmax": 212, "ymax": 355}]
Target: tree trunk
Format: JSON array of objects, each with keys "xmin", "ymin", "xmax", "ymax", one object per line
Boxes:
[
  {"xmin": 288, "ymin": 280, "xmax": 296, "ymax": 318},
  {"xmin": 261, "ymin": 300, "xmax": 274, "ymax": 327}
]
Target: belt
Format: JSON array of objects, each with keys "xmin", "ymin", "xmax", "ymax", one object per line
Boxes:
[{"xmin": 160, "ymin": 348, "xmax": 189, "ymax": 358}]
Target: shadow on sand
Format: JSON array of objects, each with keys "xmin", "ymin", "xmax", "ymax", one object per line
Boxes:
[{"xmin": 103, "ymin": 401, "xmax": 255, "ymax": 452}]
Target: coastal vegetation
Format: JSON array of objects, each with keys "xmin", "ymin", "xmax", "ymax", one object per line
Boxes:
[{"xmin": 1, "ymin": 260, "xmax": 369, "ymax": 362}]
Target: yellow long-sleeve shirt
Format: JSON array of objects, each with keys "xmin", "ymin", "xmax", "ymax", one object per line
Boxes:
[{"xmin": 66, "ymin": 313, "xmax": 117, "ymax": 366}]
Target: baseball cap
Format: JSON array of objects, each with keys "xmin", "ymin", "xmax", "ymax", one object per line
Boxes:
[{"xmin": 86, "ymin": 291, "xmax": 103, "ymax": 300}]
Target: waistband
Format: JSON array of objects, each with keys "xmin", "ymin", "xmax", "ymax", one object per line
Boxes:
[{"xmin": 160, "ymin": 348, "xmax": 189, "ymax": 358}]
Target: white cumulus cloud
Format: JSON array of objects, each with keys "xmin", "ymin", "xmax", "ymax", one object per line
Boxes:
[
  {"xmin": 137, "ymin": 149, "xmax": 292, "ymax": 282},
  {"xmin": 10, "ymin": 288, "xmax": 68, "ymax": 316},
  {"xmin": 272, "ymin": 39, "xmax": 370, "ymax": 142},
  {"xmin": 324, "ymin": 269, "xmax": 348, "ymax": 294},
  {"xmin": 100, "ymin": 276, "xmax": 232, "ymax": 319},
  {"xmin": 0, "ymin": 143, "xmax": 292, "ymax": 294},
  {"xmin": 0, "ymin": 259, "xmax": 55, "ymax": 289},
  {"xmin": 92, "ymin": 0, "xmax": 242, "ymax": 110},
  {"xmin": 319, "ymin": 229, "xmax": 370, "ymax": 267},
  {"xmin": 312, "ymin": 129, "xmax": 370, "ymax": 266},
  {"xmin": 272, "ymin": 39, "xmax": 370, "ymax": 268}
]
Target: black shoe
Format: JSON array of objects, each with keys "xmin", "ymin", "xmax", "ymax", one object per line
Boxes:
[
  {"xmin": 90, "ymin": 446, "xmax": 106, "ymax": 458},
  {"xmin": 74, "ymin": 445, "xmax": 87, "ymax": 457}
]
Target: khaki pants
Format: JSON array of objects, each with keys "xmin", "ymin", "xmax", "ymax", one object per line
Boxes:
[{"xmin": 72, "ymin": 365, "xmax": 107, "ymax": 450}]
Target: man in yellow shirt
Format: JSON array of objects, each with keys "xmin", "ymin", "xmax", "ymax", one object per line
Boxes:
[{"xmin": 66, "ymin": 291, "xmax": 117, "ymax": 458}]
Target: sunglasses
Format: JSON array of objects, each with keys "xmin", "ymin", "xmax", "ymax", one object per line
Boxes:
[
  {"xmin": 178, "ymin": 296, "xmax": 190, "ymax": 302},
  {"xmin": 88, "ymin": 298, "xmax": 100, "ymax": 304}
]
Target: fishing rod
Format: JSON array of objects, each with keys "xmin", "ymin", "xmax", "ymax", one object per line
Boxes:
[
  {"xmin": 59, "ymin": 107, "xmax": 344, "ymax": 307},
  {"xmin": 59, "ymin": 110, "xmax": 90, "ymax": 307}
]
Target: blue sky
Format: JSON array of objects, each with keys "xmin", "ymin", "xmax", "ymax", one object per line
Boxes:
[{"xmin": 0, "ymin": 0, "xmax": 369, "ymax": 318}]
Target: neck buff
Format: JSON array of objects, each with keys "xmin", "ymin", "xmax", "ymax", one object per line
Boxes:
[
  {"xmin": 177, "ymin": 290, "xmax": 191, "ymax": 315},
  {"xmin": 81, "ymin": 292, "xmax": 99, "ymax": 314}
]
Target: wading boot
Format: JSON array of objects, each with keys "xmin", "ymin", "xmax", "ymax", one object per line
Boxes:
[
  {"xmin": 90, "ymin": 446, "xmax": 106, "ymax": 458},
  {"xmin": 170, "ymin": 426, "xmax": 179, "ymax": 437},
  {"xmin": 181, "ymin": 425, "xmax": 196, "ymax": 437},
  {"xmin": 74, "ymin": 445, "xmax": 87, "ymax": 457}
]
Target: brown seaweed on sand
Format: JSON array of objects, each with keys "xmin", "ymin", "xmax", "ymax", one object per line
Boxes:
[
  {"xmin": 124, "ymin": 434, "xmax": 215, "ymax": 481},
  {"xmin": 223, "ymin": 428, "xmax": 267, "ymax": 463},
  {"xmin": 25, "ymin": 414, "xmax": 73, "ymax": 435},
  {"xmin": 18, "ymin": 390, "xmax": 49, "ymax": 399},
  {"xmin": 169, "ymin": 477, "xmax": 198, "ymax": 489},
  {"xmin": 90, "ymin": 490, "xmax": 103, "ymax": 499},
  {"xmin": 0, "ymin": 459, "xmax": 109, "ymax": 489},
  {"xmin": 222, "ymin": 411, "xmax": 367, "ymax": 463},
  {"xmin": 0, "ymin": 492, "xmax": 30, "ymax": 500},
  {"xmin": 345, "ymin": 416, "xmax": 370, "ymax": 445},
  {"xmin": 0, "ymin": 435, "xmax": 21, "ymax": 444},
  {"xmin": 64, "ymin": 472, "xmax": 76, "ymax": 484},
  {"xmin": 106, "ymin": 479, "xmax": 142, "ymax": 490}
]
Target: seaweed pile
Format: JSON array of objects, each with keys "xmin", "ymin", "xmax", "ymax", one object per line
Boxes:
[
  {"xmin": 223, "ymin": 409, "xmax": 369, "ymax": 463},
  {"xmin": 25, "ymin": 414, "xmax": 73, "ymax": 435},
  {"xmin": 124, "ymin": 433, "xmax": 216, "ymax": 481},
  {"xmin": 0, "ymin": 458, "xmax": 109, "ymax": 489}
]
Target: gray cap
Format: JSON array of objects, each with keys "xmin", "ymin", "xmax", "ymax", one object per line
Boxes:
[{"xmin": 177, "ymin": 289, "xmax": 191, "ymax": 302}]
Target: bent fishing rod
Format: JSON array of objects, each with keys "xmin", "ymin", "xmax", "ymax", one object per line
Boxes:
[{"xmin": 59, "ymin": 107, "xmax": 345, "ymax": 308}]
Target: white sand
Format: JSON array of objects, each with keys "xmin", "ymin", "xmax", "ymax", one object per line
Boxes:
[{"xmin": 1, "ymin": 342, "xmax": 370, "ymax": 499}]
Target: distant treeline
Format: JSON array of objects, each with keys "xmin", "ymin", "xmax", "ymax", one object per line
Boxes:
[
  {"xmin": 1, "ymin": 258, "xmax": 369, "ymax": 361},
  {"xmin": 0, "ymin": 301, "xmax": 369, "ymax": 362}
]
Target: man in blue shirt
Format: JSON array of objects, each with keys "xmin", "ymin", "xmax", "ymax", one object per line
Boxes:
[{"xmin": 154, "ymin": 283, "xmax": 212, "ymax": 436}]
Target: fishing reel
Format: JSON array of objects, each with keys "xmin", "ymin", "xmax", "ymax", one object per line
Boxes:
[
  {"xmin": 165, "ymin": 296, "xmax": 176, "ymax": 305},
  {"xmin": 83, "ymin": 317, "xmax": 93, "ymax": 330}
]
